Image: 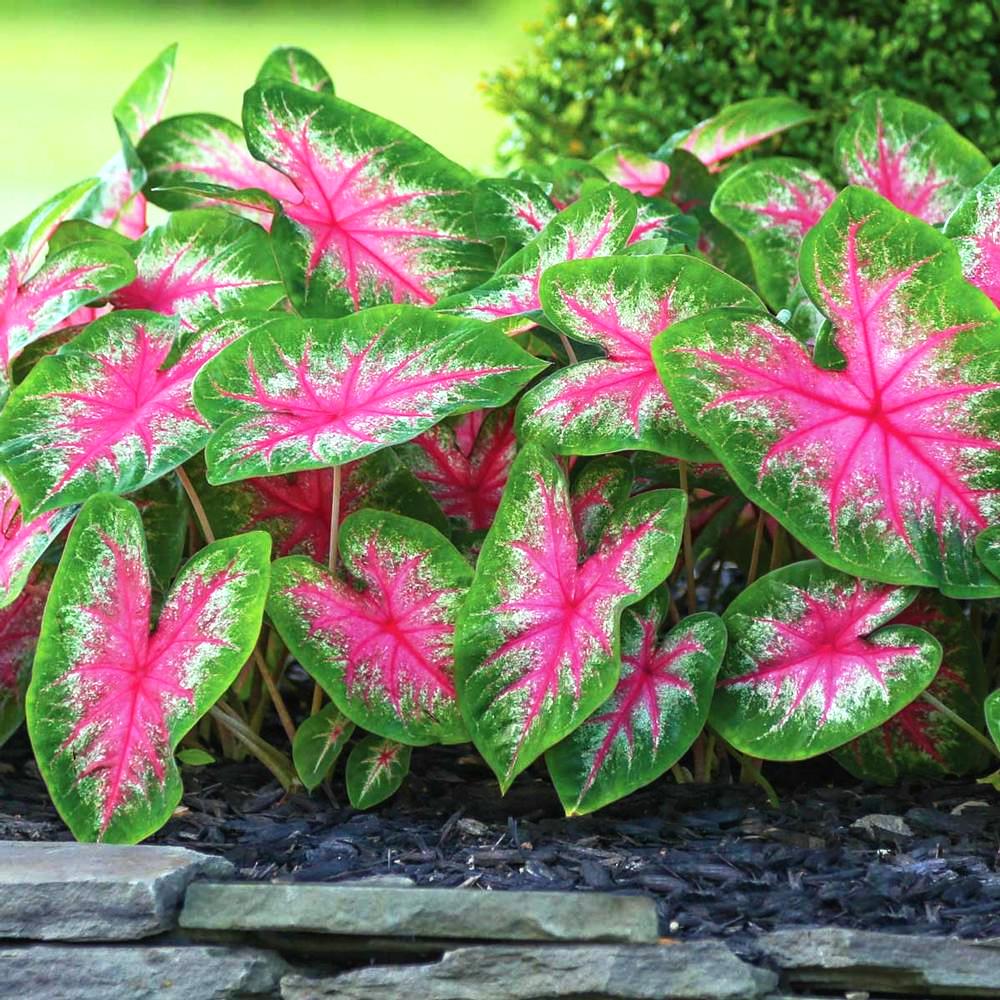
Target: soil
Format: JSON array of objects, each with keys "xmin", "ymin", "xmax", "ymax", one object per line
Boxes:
[{"xmin": 1, "ymin": 733, "xmax": 998, "ymax": 948}]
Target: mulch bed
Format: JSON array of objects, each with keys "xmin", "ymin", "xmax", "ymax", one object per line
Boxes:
[{"xmin": 2, "ymin": 732, "xmax": 998, "ymax": 948}]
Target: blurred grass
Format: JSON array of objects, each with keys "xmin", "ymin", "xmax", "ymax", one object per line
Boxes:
[{"xmin": 0, "ymin": 1, "xmax": 540, "ymax": 230}]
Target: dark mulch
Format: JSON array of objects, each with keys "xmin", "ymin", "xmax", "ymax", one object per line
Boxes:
[{"xmin": 2, "ymin": 733, "xmax": 999, "ymax": 948}]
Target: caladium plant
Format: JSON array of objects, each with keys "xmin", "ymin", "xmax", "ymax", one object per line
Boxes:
[{"xmin": 346, "ymin": 734, "xmax": 411, "ymax": 809}]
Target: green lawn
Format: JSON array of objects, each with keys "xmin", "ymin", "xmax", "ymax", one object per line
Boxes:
[{"xmin": 0, "ymin": 2, "xmax": 540, "ymax": 229}]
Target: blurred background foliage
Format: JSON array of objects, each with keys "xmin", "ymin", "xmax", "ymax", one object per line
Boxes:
[{"xmin": 0, "ymin": 0, "xmax": 539, "ymax": 229}]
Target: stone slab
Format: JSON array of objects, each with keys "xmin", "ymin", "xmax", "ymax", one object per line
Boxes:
[
  {"xmin": 0, "ymin": 841, "xmax": 233, "ymax": 941},
  {"xmin": 279, "ymin": 941, "xmax": 778, "ymax": 1000},
  {"xmin": 181, "ymin": 882, "xmax": 658, "ymax": 943},
  {"xmin": 0, "ymin": 943, "xmax": 286, "ymax": 1000},
  {"xmin": 756, "ymin": 928, "xmax": 1000, "ymax": 996}
]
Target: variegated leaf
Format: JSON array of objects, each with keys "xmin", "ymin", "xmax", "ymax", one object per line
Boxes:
[
  {"xmin": 712, "ymin": 560, "xmax": 940, "ymax": 760},
  {"xmin": 455, "ymin": 443, "xmax": 686, "ymax": 790},
  {"xmin": 591, "ymin": 146, "xmax": 670, "ymax": 198},
  {"xmin": 944, "ymin": 164, "xmax": 1000, "ymax": 309},
  {"xmin": 655, "ymin": 187, "xmax": 1000, "ymax": 595},
  {"xmin": 256, "ymin": 46, "xmax": 334, "ymax": 93},
  {"xmin": 0, "ymin": 573, "xmax": 50, "ymax": 748},
  {"xmin": 292, "ymin": 703, "xmax": 354, "ymax": 791},
  {"xmin": 27, "ymin": 493, "xmax": 271, "ymax": 842},
  {"xmin": 547, "ymin": 599, "xmax": 724, "ymax": 815},
  {"xmin": 269, "ymin": 510, "xmax": 471, "ymax": 745},
  {"xmin": 473, "ymin": 178, "xmax": 556, "ymax": 261},
  {"xmin": 518, "ymin": 254, "xmax": 760, "ymax": 458},
  {"xmin": 570, "ymin": 455, "xmax": 633, "ymax": 554},
  {"xmin": 194, "ymin": 306, "xmax": 544, "ymax": 484},
  {"xmin": 346, "ymin": 734, "xmax": 411, "ymax": 808}
]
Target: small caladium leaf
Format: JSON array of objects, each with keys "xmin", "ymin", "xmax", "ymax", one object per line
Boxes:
[
  {"xmin": 132, "ymin": 474, "xmax": 188, "ymax": 595},
  {"xmin": 0, "ymin": 310, "xmax": 257, "ymax": 517},
  {"xmin": 292, "ymin": 703, "xmax": 354, "ymax": 791},
  {"xmin": 711, "ymin": 560, "xmax": 940, "ymax": 760},
  {"xmin": 195, "ymin": 306, "xmax": 544, "ymax": 484},
  {"xmin": 512, "ymin": 157, "xmax": 605, "ymax": 211},
  {"xmin": 570, "ymin": 455, "xmax": 633, "ymax": 554},
  {"xmin": 591, "ymin": 147, "xmax": 670, "ymax": 198},
  {"xmin": 656, "ymin": 187, "xmax": 1000, "ymax": 595},
  {"xmin": 244, "ymin": 82, "xmax": 491, "ymax": 316},
  {"xmin": 710, "ymin": 158, "xmax": 837, "ymax": 310},
  {"xmin": 833, "ymin": 593, "xmax": 988, "ymax": 783},
  {"xmin": 187, "ymin": 449, "xmax": 446, "ymax": 564},
  {"xmin": 269, "ymin": 510, "xmax": 472, "ymax": 745},
  {"xmin": 27, "ymin": 493, "xmax": 271, "ymax": 843},
  {"xmin": 1, "ymin": 178, "xmax": 99, "ymax": 268},
  {"xmin": 678, "ymin": 97, "xmax": 814, "ymax": 172},
  {"xmin": 110, "ymin": 209, "xmax": 283, "ymax": 330},
  {"xmin": 518, "ymin": 254, "xmax": 760, "ymax": 459},
  {"xmin": 398, "ymin": 407, "xmax": 517, "ymax": 534},
  {"xmin": 114, "ymin": 44, "xmax": 177, "ymax": 146},
  {"xmin": 437, "ymin": 185, "xmax": 637, "ymax": 331},
  {"xmin": 455, "ymin": 443, "xmax": 686, "ymax": 790},
  {"xmin": 346, "ymin": 734, "xmax": 411, "ymax": 809},
  {"xmin": 138, "ymin": 112, "xmax": 299, "ymax": 220},
  {"xmin": 835, "ymin": 92, "xmax": 990, "ymax": 225},
  {"xmin": 0, "ymin": 474, "xmax": 74, "ymax": 609},
  {"xmin": 547, "ymin": 599, "xmax": 724, "ymax": 815},
  {"xmin": 473, "ymin": 179, "xmax": 556, "ymax": 260},
  {"xmin": 256, "ymin": 46, "xmax": 334, "ymax": 93},
  {"xmin": 944, "ymin": 165, "xmax": 1000, "ymax": 309},
  {"xmin": 0, "ymin": 574, "xmax": 50, "ymax": 748}
]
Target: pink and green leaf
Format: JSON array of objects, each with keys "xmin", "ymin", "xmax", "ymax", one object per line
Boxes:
[
  {"xmin": 194, "ymin": 306, "xmax": 544, "ymax": 484},
  {"xmin": 944, "ymin": 164, "xmax": 1000, "ymax": 309},
  {"xmin": 27, "ymin": 493, "xmax": 271, "ymax": 842},
  {"xmin": 292, "ymin": 703, "xmax": 354, "ymax": 791},
  {"xmin": 256, "ymin": 46, "xmax": 334, "ymax": 94},
  {"xmin": 570, "ymin": 455, "xmax": 633, "ymax": 555},
  {"xmin": 655, "ymin": 186, "xmax": 1000, "ymax": 595},
  {"xmin": 591, "ymin": 146, "xmax": 670, "ymax": 198},
  {"xmin": 345, "ymin": 734, "xmax": 411, "ymax": 809},
  {"xmin": 455, "ymin": 443, "xmax": 686, "ymax": 790},
  {"xmin": 710, "ymin": 157, "xmax": 837, "ymax": 310},
  {"xmin": 473, "ymin": 178, "xmax": 556, "ymax": 261},
  {"xmin": 835, "ymin": 92, "xmax": 990, "ymax": 225},
  {"xmin": 437, "ymin": 184, "xmax": 637, "ymax": 331},
  {"xmin": 679, "ymin": 97, "xmax": 814, "ymax": 171},
  {"xmin": 132, "ymin": 473, "xmax": 189, "ymax": 595},
  {"xmin": 711, "ymin": 560, "xmax": 940, "ymax": 760},
  {"xmin": 0, "ymin": 574, "xmax": 50, "ymax": 749},
  {"xmin": 244, "ymin": 82, "xmax": 492, "ymax": 315},
  {"xmin": 833, "ymin": 592, "xmax": 989, "ymax": 783},
  {"xmin": 0, "ymin": 310, "xmax": 260, "ymax": 517},
  {"xmin": 269, "ymin": 510, "xmax": 471, "ymax": 745},
  {"xmin": 547, "ymin": 600, "xmax": 724, "ymax": 815},
  {"xmin": 114, "ymin": 44, "xmax": 178, "ymax": 146},
  {"xmin": 517, "ymin": 254, "xmax": 760, "ymax": 458}
]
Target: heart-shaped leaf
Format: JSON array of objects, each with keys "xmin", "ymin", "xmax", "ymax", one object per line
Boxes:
[
  {"xmin": 711, "ymin": 560, "xmax": 940, "ymax": 760},
  {"xmin": 679, "ymin": 97, "xmax": 814, "ymax": 171},
  {"xmin": 591, "ymin": 146, "xmax": 670, "ymax": 197},
  {"xmin": 944, "ymin": 164, "xmax": 1000, "ymax": 309},
  {"xmin": 835, "ymin": 92, "xmax": 990, "ymax": 225},
  {"xmin": 0, "ymin": 310, "xmax": 257, "ymax": 517},
  {"xmin": 256, "ymin": 46, "xmax": 333, "ymax": 93},
  {"xmin": 570, "ymin": 455, "xmax": 633, "ymax": 554},
  {"xmin": 455, "ymin": 443, "xmax": 686, "ymax": 790},
  {"xmin": 547, "ymin": 600, "xmax": 725, "ymax": 815},
  {"xmin": 292, "ymin": 703, "xmax": 354, "ymax": 791},
  {"xmin": 833, "ymin": 592, "xmax": 989, "ymax": 783},
  {"xmin": 27, "ymin": 493, "xmax": 271, "ymax": 842},
  {"xmin": 437, "ymin": 185, "xmax": 636, "ymax": 331},
  {"xmin": 0, "ymin": 574, "xmax": 50, "ymax": 749},
  {"xmin": 473, "ymin": 178, "xmax": 555, "ymax": 260},
  {"xmin": 346, "ymin": 734, "xmax": 411, "ymax": 809},
  {"xmin": 244, "ymin": 81, "xmax": 491, "ymax": 315},
  {"xmin": 194, "ymin": 306, "xmax": 544, "ymax": 484},
  {"xmin": 710, "ymin": 157, "xmax": 837, "ymax": 309},
  {"xmin": 517, "ymin": 254, "xmax": 760, "ymax": 458},
  {"xmin": 656, "ymin": 187, "xmax": 1000, "ymax": 594},
  {"xmin": 269, "ymin": 510, "xmax": 471, "ymax": 745},
  {"xmin": 2, "ymin": 178, "xmax": 100, "ymax": 266}
]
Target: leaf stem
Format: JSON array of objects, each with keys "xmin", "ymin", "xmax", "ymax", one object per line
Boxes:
[
  {"xmin": 176, "ymin": 466, "xmax": 216, "ymax": 545},
  {"xmin": 253, "ymin": 647, "xmax": 297, "ymax": 744},
  {"xmin": 210, "ymin": 704, "xmax": 297, "ymax": 789},
  {"xmin": 733, "ymin": 750, "xmax": 779, "ymax": 807},
  {"xmin": 768, "ymin": 524, "xmax": 786, "ymax": 572},
  {"xmin": 747, "ymin": 508, "xmax": 766, "ymax": 585},
  {"xmin": 677, "ymin": 461, "xmax": 697, "ymax": 615},
  {"xmin": 920, "ymin": 691, "xmax": 1000, "ymax": 760},
  {"xmin": 556, "ymin": 330, "xmax": 578, "ymax": 365}
]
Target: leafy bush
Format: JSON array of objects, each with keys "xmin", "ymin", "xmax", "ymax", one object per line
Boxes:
[
  {"xmin": 485, "ymin": 0, "xmax": 1000, "ymax": 168},
  {"xmin": 4, "ymin": 44, "xmax": 1000, "ymax": 844}
]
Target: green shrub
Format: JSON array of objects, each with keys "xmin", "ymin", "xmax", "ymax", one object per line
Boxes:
[{"xmin": 486, "ymin": 1, "xmax": 1000, "ymax": 166}]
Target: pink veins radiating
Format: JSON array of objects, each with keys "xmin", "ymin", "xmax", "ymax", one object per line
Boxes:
[
  {"xmin": 0, "ymin": 481, "xmax": 61, "ymax": 592},
  {"xmin": 847, "ymin": 115, "xmax": 950, "ymax": 224},
  {"xmin": 747, "ymin": 175, "xmax": 836, "ymax": 236},
  {"xmin": 696, "ymin": 220, "xmax": 1000, "ymax": 547},
  {"xmin": 611, "ymin": 155, "xmax": 670, "ymax": 198},
  {"xmin": 410, "ymin": 410, "xmax": 516, "ymax": 530},
  {"xmin": 580, "ymin": 610, "xmax": 700, "ymax": 794},
  {"xmin": 487, "ymin": 472, "xmax": 661, "ymax": 762},
  {"xmin": 720, "ymin": 580, "xmax": 915, "ymax": 728},
  {"xmin": 57, "ymin": 536, "xmax": 240, "ymax": 833},
  {"xmin": 262, "ymin": 109, "xmax": 455, "ymax": 309},
  {"xmin": 0, "ymin": 577, "xmax": 48, "ymax": 693},
  {"xmin": 292, "ymin": 540, "xmax": 458, "ymax": 718}
]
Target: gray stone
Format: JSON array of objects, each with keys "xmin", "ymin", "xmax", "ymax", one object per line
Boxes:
[
  {"xmin": 850, "ymin": 813, "xmax": 914, "ymax": 838},
  {"xmin": 0, "ymin": 841, "xmax": 233, "ymax": 940},
  {"xmin": 757, "ymin": 928, "xmax": 1000, "ymax": 996},
  {"xmin": 279, "ymin": 941, "xmax": 777, "ymax": 1000},
  {"xmin": 0, "ymin": 943, "xmax": 286, "ymax": 1000},
  {"xmin": 182, "ymin": 883, "xmax": 658, "ymax": 944}
]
